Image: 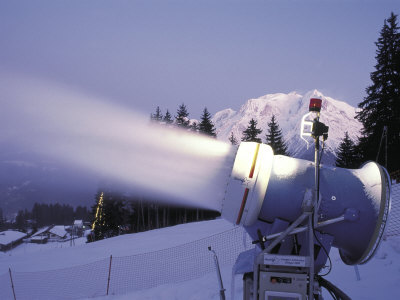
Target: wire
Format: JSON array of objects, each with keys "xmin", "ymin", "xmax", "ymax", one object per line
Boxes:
[
  {"xmin": 312, "ymin": 215, "xmax": 332, "ymax": 276},
  {"xmin": 319, "ymin": 139, "xmax": 325, "ymax": 164}
]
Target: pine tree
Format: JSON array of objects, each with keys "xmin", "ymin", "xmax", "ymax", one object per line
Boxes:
[
  {"xmin": 101, "ymin": 197, "xmax": 126, "ymax": 238},
  {"xmin": 265, "ymin": 115, "xmax": 289, "ymax": 155},
  {"xmin": 190, "ymin": 121, "xmax": 199, "ymax": 132},
  {"xmin": 229, "ymin": 132, "xmax": 238, "ymax": 145},
  {"xmin": 0, "ymin": 208, "xmax": 3, "ymax": 230},
  {"xmin": 175, "ymin": 103, "xmax": 190, "ymax": 128},
  {"xmin": 90, "ymin": 192, "xmax": 105, "ymax": 240},
  {"xmin": 163, "ymin": 109, "xmax": 173, "ymax": 124},
  {"xmin": 15, "ymin": 210, "xmax": 27, "ymax": 231},
  {"xmin": 199, "ymin": 107, "xmax": 217, "ymax": 137},
  {"xmin": 150, "ymin": 106, "xmax": 163, "ymax": 123},
  {"xmin": 90, "ymin": 192, "xmax": 127, "ymax": 241},
  {"xmin": 336, "ymin": 132, "xmax": 359, "ymax": 168},
  {"xmin": 355, "ymin": 12, "xmax": 400, "ymax": 172},
  {"xmin": 241, "ymin": 118, "xmax": 262, "ymax": 143}
]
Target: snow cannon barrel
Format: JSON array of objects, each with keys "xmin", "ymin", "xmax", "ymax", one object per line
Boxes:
[{"xmin": 221, "ymin": 142, "xmax": 391, "ymax": 265}]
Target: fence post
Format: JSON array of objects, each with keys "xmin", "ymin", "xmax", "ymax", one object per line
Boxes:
[
  {"xmin": 9, "ymin": 268, "xmax": 16, "ymax": 300},
  {"xmin": 106, "ymin": 255, "xmax": 113, "ymax": 295}
]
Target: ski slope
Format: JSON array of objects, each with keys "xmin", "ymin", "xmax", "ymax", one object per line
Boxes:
[
  {"xmin": 87, "ymin": 224, "xmax": 400, "ymax": 300},
  {"xmin": 1, "ymin": 217, "xmax": 399, "ymax": 300}
]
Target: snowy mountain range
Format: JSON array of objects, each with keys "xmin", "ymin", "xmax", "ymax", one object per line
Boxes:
[{"xmin": 212, "ymin": 89, "xmax": 362, "ymax": 164}]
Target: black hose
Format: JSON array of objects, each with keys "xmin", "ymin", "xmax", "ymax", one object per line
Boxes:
[{"xmin": 317, "ymin": 276, "xmax": 352, "ymax": 300}]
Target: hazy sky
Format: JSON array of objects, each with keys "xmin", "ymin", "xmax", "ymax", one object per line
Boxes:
[{"xmin": 1, "ymin": 0, "xmax": 400, "ymax": 119}]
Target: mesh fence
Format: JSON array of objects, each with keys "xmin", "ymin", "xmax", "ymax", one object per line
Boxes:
[
  {"xmin": 10, "ymin": 258, "xmax": 110, "ymax": 300},
  {"xmin": 0, "ymin": 226, "xmax": 252, "ymax": 300},
  {"xmin": 109, "ymin": 226, "xmax": 252, "ymax": 295},
  {"xmin": 386, "ymin": 182, "xmax": 400, "ymax": 237}
]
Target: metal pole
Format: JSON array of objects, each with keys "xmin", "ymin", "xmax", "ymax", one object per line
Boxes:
[
  {"xmin": 264, "ymin": 215, "xmax": 345, "ymax": 240},
  {"xmin": 208, "ymin": 247, "xmax": 225, "ymax": 300},
  {"xmin": 354, "ymin": 265, "xmax": 361, "ymax": 281},
  {"xmin": 376, "ymin": 125, "xmax": 387, "ymax": 166},
  {"xmin": 309, "ymin": 114, "xmax": 320, "ymax": 299},
  {"xmin": 9, "ymin": 268, "xmax": 16, "ymax": 300},
  {"xmin": 384, "ymin": 126, "xmax": 388, "ymax": 169},
  {"xmin": 308, "ymin": 213, "xmax": 314, "ymax": 299},
  {"xmin": 106, "ymin": 255, "xmax": 112, "ymax": 295},
  {"xmin": 265, "ymin": 213, "xmax": 309, "ymax": 253}
]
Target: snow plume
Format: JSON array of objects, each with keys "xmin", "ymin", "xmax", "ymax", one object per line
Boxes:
[{"xmin": 0, "ymin": 74, "xmax": 235, "ymax": 211}]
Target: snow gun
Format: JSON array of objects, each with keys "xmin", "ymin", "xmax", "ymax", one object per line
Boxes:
[{"xmin": 220, "ymin": 98, "xmax": 391, "ymax": 300}]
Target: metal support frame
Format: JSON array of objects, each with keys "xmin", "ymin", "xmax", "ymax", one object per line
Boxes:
[
  {"xmin": 264, "ymin": 216, "xmax": 345, "ymax": 241},
  {"xmin": 253, "ymin": 210, "xmax": 311, "ymax": 299},
  {"xmin": 265, "ymin": 213, "xmax": 309, "ymax": 253}
]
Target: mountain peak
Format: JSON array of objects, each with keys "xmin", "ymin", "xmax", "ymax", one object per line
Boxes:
[
  {"xmin": 307, "ymin": 89, "xmax": 325, "ymax": 98},
  {"xmin": 212, "ymin": 90, "xmax": 362, "ymax": 165}
]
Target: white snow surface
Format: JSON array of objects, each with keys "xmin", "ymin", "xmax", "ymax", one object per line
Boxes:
[
  {"xmin": 49, "ymin": 225, "xmax": 68, "ymax": 238},
  {"xmin": 31, "ymin": 226, "xmax": 51, "ymax": 237},
  {"xmin": 74, "ymin": 220, "xmax": 83, "ymax": 226},
  {"xmin": 1, "ymin": 217, "xmax": 399, "ymax": 299},
  {"xmin": 212, "ymin": 90, "xmax": 362, "ymax": 163},
  {"xmin": 0, "ymin": 230, "xmax": 27, "ymax": 245},
  {"xmin": 0, "ymin": 219, "xmax": 235, "ymax": 273}
]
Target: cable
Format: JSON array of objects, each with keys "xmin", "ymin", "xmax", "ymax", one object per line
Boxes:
[
  {"xmin": 317, "ymin": 275, "xmax": 352, "ymax": 300},
  {"xmin": 324, "ymin": 285, "xmax": 337, "ymax": 300},
  {"xmin": 312, "ymin": 214, "xmax": 332, "ymax": 277},
  {"xmin": 325, "ymin": 286, "xmax": 338, "ymax": 300},
  {"xmin": 319, "ymin": 139, "xmax": 325, "ymax": 164}
]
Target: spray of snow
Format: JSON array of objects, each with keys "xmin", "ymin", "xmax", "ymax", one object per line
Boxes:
[{"xmin": 0, "ymin": 74, "xmax": 235, "ymax": 211}]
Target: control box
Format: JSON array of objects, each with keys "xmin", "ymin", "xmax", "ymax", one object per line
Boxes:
[{"xmin": 259, "ymin": 271, "xmax": 307, "ymax": 300}]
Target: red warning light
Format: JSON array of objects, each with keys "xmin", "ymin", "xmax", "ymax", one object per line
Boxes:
[{"xmin": 309, "ymin": 98, "xmax": 322, "ymax": 112}]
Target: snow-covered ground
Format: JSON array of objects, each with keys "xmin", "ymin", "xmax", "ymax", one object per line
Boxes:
[
  {"xmin": 0, "ymin": 230, "xmax": 27, "ymax": 246},
  {"xmin": 85, "ymin": 226, "xmax": 400, "ymax": 300},
  {"xmin": 0, "ymin": 219, "xmax": 235, "ymax": 273},
  {"xmin": 1, "ymin": 218, "xmax": 399, "ymax": 300}
]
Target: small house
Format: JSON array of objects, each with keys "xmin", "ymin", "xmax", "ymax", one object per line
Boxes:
[
  {"xmin": 72, "ymin": 220, "xmax": 84, "ymax": 237},
  {"xmin": 0, "ymin": 230, "xmax": 27, "ymax": 251},
  {"xmin": 30, "ymin": 226, "xmax": 52, "ymax": 244},
  {"xmin": 48, "ymin": 226, "xmax": 68, "ymax": 241}
]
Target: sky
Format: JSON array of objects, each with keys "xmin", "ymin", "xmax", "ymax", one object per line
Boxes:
[{"xmin": 1, "ymin": 0, "xmax": 400, "ymax": 119}]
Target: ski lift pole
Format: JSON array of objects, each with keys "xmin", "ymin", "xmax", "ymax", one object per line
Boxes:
[{"xmin": 208, "ymin": 246, "xmax": 226, "ymax": 300}]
